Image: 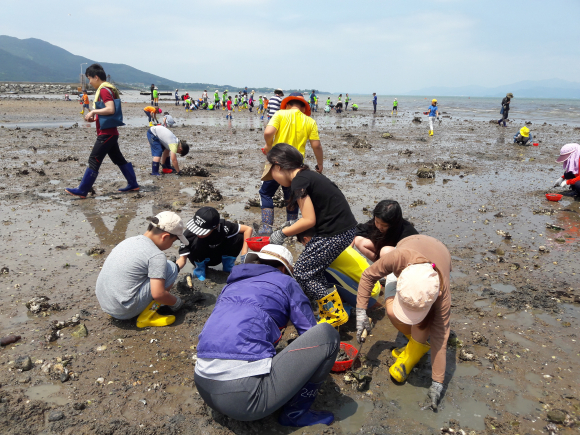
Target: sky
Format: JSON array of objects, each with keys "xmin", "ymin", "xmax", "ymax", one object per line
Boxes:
[{"xmin": 2, "ymin": 0, "xmax": 580, "ymax": 94}]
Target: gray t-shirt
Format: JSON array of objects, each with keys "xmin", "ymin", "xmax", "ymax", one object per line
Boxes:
[{"xmin": 96, "ymin": 235, "xmax": 167, "ymax": 317}]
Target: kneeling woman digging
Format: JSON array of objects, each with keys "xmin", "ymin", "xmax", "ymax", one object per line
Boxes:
[
  {"xmin": 356, "ymin": 235, "xmax": 452, "ymax": 410},
  {"xmin": 263, "ymin": 144, "xmax": 358, "ymax": 328}
]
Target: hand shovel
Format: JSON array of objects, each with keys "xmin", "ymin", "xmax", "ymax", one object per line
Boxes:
[{"xmin": 352, "ymin": 329, "xmax": 367, "ymax": 368}]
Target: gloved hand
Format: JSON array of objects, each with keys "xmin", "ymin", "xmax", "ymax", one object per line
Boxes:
[
  {"xmin": 356, "ymin": 308, "xmax": 372, "ymax": 343},
  {"xmin": 239, "ymin": 254, "xmax": 247, "ymax": 264},
  {"xmin": 269, "ymin": 229, "xmax": 287, "ymax": 245},
  {"xmin": 170, "ymin": 295, "xmax": 184, "ymax": 312},
  {"xmin": 554, "ymin": 177, "xmax": 563, "ymax": 188},
  {"xmin": 427, "ymin": 381, "xmax": 444, "ymax": 410},
  {"xmin": 560, "ymin": 179, "xmax": 568, "ymax": 188}
]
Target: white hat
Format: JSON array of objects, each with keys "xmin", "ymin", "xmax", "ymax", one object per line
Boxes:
[
  {"xmin": 148, "ymin": 211, "xmax": 189, "ymax": 245},
  {"xmin": 245, "ymin": 244, "xmax": 294, "ymax": 276},
  {"xmin": 393, "ymin": 263, "xmax": 440, "ymax": 325}
]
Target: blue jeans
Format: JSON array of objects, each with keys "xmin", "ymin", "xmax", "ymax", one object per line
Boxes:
[
  {"xmin": 113, "ymin": 261, "xmax": 179, "ymax": 319},
  {"xmin": 144, "ymin": 110, "xmax": 152, "ymax": 122},
  {"xmin": 259, "ymin": 179, "xmax": 292, "ymax": 209},
  {"xmin": 147, "ymin": 129, "xmax": 164, "ymax": 157}
]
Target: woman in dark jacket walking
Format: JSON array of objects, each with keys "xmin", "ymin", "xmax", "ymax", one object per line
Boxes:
[
  {"xmin": 194, "ymin": 244, "xmax": 339, "ymax": 427},
  {"xmin": 498, "ymin": 92, "xmax": 513, "ymax": 127}
]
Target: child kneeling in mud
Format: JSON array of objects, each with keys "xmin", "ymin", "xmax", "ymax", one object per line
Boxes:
[{"xmin": 95, "ymin": 212, "xmax": 188, "ymax": 328}]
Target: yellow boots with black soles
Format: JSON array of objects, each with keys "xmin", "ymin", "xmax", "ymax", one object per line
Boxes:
[
  {"xmin": 136, "ymin": 301, "xmax": 175, "ymax": 328},
  {"xmin": 317, "ymin": 287, "xmax": 348, "ymax": 328},
  {"xmin": 389, "ymin": 337, "xmax": 430, "ymax": 383}
]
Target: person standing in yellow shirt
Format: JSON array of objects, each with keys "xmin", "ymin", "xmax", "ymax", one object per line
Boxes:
[{"xmin": 257, "ymin": 93, "xmax": 323, "ymax": 235}]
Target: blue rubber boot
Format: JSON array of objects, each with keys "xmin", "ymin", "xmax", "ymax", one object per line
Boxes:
[
  {"xmin": 278, "ymin": 382, "xmax": 334, "ymax": 427},
  {"xmin": 151, "ymin": 161, "xmax": 161, "ymax": 176},
  {"xmin": 258, "ymin": 208, "xmax": 274, "ymax": 236},
  {"xmin": 118, "ymin": 162, "xmax": 140, "ymax": 192},
  {"xmin": 65, "ymin": 168, "xmax": 98, "ymax": 198},
  {"xmin": 221, "ymin": 256, "xmax": 236, "ymax": 273},
  {"xmin": 193, "ymin": 258, "xmax": 210, "ymax": 281}
]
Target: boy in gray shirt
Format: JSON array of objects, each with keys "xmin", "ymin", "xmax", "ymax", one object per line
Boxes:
[{"xmin": 96, "ymin": 211, "xmax": 188, "ymax": 328}]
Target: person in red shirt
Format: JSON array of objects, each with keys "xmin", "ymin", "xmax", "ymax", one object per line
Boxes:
[
  {"xmin": 65, "ymin": 64, "xmax": 139, "ymax": 198},
  {"xmin": 226, "ymin": 96, "xmax": 233, "ymax": 120}
]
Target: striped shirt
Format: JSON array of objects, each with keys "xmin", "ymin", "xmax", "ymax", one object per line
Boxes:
[{"xmin": 268, "ymin": 95, "xmax": 283, "ymax": 117}]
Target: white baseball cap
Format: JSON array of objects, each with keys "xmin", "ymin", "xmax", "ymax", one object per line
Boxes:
[
  {"xmin": 148, "ymin": 211, "xmax": 189, "ymax": 245},
  {"xmin": 244, "ymin": 244, "xmax": 294, "ymax": 276},
  {"xmin": 393, "ymin": 263, "xmax": 440, "ymax": 325}
]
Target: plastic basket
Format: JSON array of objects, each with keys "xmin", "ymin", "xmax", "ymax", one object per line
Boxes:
[
  {"xmin": 246, "ymin": 236, "xmax": 270, "ymax": 252},
  {"xmin": 545, "ymin": 193, "xmax": 563, "ymax": 202},
  {"xmin": 533, "ymin": 143, "xmax": 539, "ymax": 146},
  {"xmin": 331, "ymin": 342, "xmax": 358, "ymax": 372}
]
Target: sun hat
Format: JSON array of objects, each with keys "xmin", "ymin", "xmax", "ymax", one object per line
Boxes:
[
  {"xmin": 261, "ymin": 163, "xmax": 274, "ymax": 181},
  {"xmin": 432, "ymin": 99, "xmax": 437, "ymax": 104},
  {"xmin": 147, "ymin": 211, "xmax": 189, "ymax": 245},
  {"xmin": 245, "ymin": 244, "xmax": 294, "ymax": 276},
  {"xmin": 157, "ymin": 108, "xmax": 162, "ymax": 113},
  {"xmin": 556, "ymin": 143, "xmax": 579, "ymax": 162},
  {"xmin": 281, "ymin": 92, "xmax": 311, "ymax": 116},
  {"xmin": 506, "ymin": 93, "xmax": 514, "ymax": 98},
  {"xmin": 520, "ymin": 126, "xmax": 530, "ymax": 137},
  {"xmin": 392, "ymin": 263, "xmax": 440, "ymax": 325},
  {"xmin": 274, "ymin": 88, "xmax": 285, "ymax": 96},
  {"xmin": 185, "ymin": 207, "xmax": 220, "ymax": 236}
]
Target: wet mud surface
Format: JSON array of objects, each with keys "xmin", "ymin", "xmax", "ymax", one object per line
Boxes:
[{"xmin": 1, "ymin": 99, "xmax": 579, "ymax": 434}]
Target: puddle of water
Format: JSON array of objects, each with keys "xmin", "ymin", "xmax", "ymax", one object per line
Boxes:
[
  {"xmin": 0, "ymin": 309, "xmax": 31, "ymax": 329},
  {"xmin": 335, "ymin": 400, "xmax": 374, "ymax": 434},
  {"xmin": 489, "ymin": 373, "xmax": 517, "ymax": 389},
  {"xmin": 505, "ymin": 395, "xmax": 538, "ymax": 416},
  {"xmin": 503, "ymin": 331, "xmax": 535, "ymax": 348},
  {"xmin": 1, "ymin": 121, "xmax": 85, "ymax": 129},
  {"xmin": 525, "ymin": 372, "xmax": 543, "ymax": 385},
  {"xmin": 535, "ymin": 312, "xmax": 559, "ymax": 327},
  {"xmin": 26, "ymin": 384, "xmax": 68, "ymax": 405},
  {"xmin": 49, "ymin": 180, "xmax": 61, "ymax": 185},
  {"xmin": 491, "ymin": 283, "xmax": 516, "ymax": 293},
  {"xmin": 180, "ymin": 187, "xmax": 196, "ymax": 196},
  {"xmin": 455, "ymin": 364, "xmax": 481, "ymax": 377},
  {"xmin": 504, "ymin": 311, "xmax": 534, "ymax": 328},
  {"xmin": 474, "ymin": 299, "xmax": 492, "ymax": 308},
  {"xmin": 451, "ymin": 270, "xmax": 467, "ymax": 278}
]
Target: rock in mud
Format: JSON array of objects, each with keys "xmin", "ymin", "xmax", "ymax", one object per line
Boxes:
[
  {"xmin": 1, "ymin": 266, "xmax": 8, "ymax": 274},
  {"xmin": 48, "ymin": 410, "xmax": 64, "ymax": 422},
  {"xmin": 353, "ymin": 137, "xmax": 372, "ymax": 149},
  {"xmin": 459, "ymin": 348, "xmax": 477, "ymax": 361},
  {"xmin": 412, "ymin": 116, "xmax": 422, "ymax": 123},
  {"xmin": 86, "ymin": 246, "xmax": 105, "ymax": 256},
  {"xmin": 57, "ymin": 155, "xmax": 78, "ymax": 162},
  {"xmin": 547, "ymin": 409, "xmax": 571, "ymax": 425},
  {"xmin": 417, "ymin": 167, "xmax": 435, "ymax": 178},
  {"xmin": 15, "ymin": 356, "xmax": 32, "ymax": 371},
  {"xmin": 25, "ymin": 296, "xmax": 52, "ymax": 314},
  {"xmin": 191, "ymin": 180, "xmax": 223, "ymax": 203},
  {"xmin": 495, "ymin": 284, "xmax": 560, "ymax": 313},
  {"xmin": 433, "ymin": 161, "xmax": 461, "ymax": 170},
  {"xmin": 71, "ymin": 324, "xmax": 88, "ymax": 338},
  {"xmin": 60, "ymin": 372, "xmax": 70, "ymax": 383},
  {"xmin": 410, "ymin": 199, "xmax": 426, "ymax": 207},
  {"xmin": 398, "ymin": 149, "xmax": 413, "ymax": 156},
  {"xmin": 336, "ymin": 348, "xmax": 352, "ymax": 362},
  {"xmin": 471, "ymin": 331, "xmax": 489, "ymax": 346},
  {"xmin": 179, "ymin": 165, "xmax": 211, "ymax": 177},
  {"xmin": 1, "ymin": 335, "xmax": 21, "ymax": 346},
  {"xmin": 381, "ymin": 132, "xmax": 392, "ymax": 139}
]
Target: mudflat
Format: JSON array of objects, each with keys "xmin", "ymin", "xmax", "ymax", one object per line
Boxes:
[{"xmin": 0, "ymin": 98, "xmax": 579, "ymax": 434}]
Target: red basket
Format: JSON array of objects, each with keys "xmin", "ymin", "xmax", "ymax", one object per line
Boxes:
[
  {"xmin": 545, "ymin": 193, "xmax": 563, "ymax": 202},
  {"xmin": 331, "ymin": 342, "xmax": 358, "ymax": 372},
  {"xmin": 246, "ymin": 236, "xmax": 270, "ymax": 252},
  {"xmin": 533, "ymin": 143, "xmax": 539, "ymax": 146}
]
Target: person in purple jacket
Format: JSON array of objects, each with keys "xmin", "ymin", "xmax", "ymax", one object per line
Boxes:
[{"xmin": 194, "ymin": 244, "xmax": 340, "ymax": 428}]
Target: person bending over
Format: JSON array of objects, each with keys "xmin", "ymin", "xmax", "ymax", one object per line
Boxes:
[
  {"xmin": 177, "ymin": 207, "xmax": 252, "ymax": 281},
  {"xmin": 194, "ymin": 244, "xmax": 339, "ymax": 427},
  {"xmin": 553, "ymin": 143, "xmax": 580, "ymax": 196},
  {"xmin": 147, "ymin": 125, "xmax": 189, "ymax": 176}
]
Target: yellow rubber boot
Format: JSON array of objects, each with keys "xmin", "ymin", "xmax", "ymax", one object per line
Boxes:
[
  {"xmin": 317, "ymin": 287, "xmax": 348, "ymax": 328},
  {"xmin": 136, "ymin": 301, "xmax": 175, "ymax": 328},
  {"xmin": 389, "ymin": 337, "xmax": 430, "ymax": 383},
  {"xmin": 429, "ymin": 130, "xmax": 434, "ymax": 136},
  {"xmin": 392, "ymin": 334, "xmax": 412, "ymax": 358}
]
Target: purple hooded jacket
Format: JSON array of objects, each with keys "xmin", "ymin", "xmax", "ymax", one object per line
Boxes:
[{"xmin": 197, "ymin": 264, "xmax": 316, "ymax": 361}]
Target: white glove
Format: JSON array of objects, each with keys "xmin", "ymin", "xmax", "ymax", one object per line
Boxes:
[
  {"xmin": 356, "ymin": 308, "xmax": 372, "ymax": 343},
  {"xmin": 269, "ymin": 229, "xmax": 287, "ymax": 245},
  {"xmin": 170, "ymin": 295, "xmax": 184, "ymax": 312},
  {"xmin": 554, "ymin": 178, "xmax": 563, "ymax": 188},
  {"xmin": 560, "ymin": 179, "xmax": 568, "ymax": 188}
]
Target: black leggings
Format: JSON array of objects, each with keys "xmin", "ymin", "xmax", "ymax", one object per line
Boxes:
[{"xmin": 88, "ymin": 135, "xmax": 127, "ymax": 172}]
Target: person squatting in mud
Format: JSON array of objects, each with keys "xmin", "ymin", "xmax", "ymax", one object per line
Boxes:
[
  {"xmin": 95, "ymin": 212, "xmax": 188, "ymax": 328},
  {"xmin": 176, "ymin": 206, "xmax": 253, "ymax": 281},
  {"xmin": 194, "ymin": 244, "xmax": 339, "ymax": 428},
  {"xmin": 553, "ymin": 143, "xmax": 580, "ymax": 196},
  {"xmin": 65, "ymin": 63, "xmax": 139, "ymax": 198},
  {"xmin": 356, "ymin": 234, "xmax": 452, "ymax": 410},
  {"xmin": 258, "ymin": 93, "xmax": 323, "ymax": 236},
  {"xmin": 513, "ymin": 126, "xmax": 533, "ymax": 145},
  {"xmin": 147, "ymin": 124, "xmax": 189, "ymax": 176},
  {"xmin": 263, "ymin": 143, "xmax": 357, "ymax": 328}
]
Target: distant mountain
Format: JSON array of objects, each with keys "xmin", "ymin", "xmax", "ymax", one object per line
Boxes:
[
  {"xmin": 0, "ymin": 35, "xmax": 285, "ymax": 92},
  {"xmin": 404, "ymin": 79, "xmax": 580, "ymax": 99}
]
